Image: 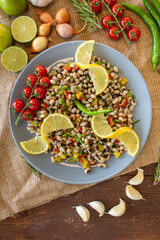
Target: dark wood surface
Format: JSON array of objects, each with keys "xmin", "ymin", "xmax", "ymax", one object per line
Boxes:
[{"xmin": 1, "ymin": 163, "xmax": 160, "ymax": 240}]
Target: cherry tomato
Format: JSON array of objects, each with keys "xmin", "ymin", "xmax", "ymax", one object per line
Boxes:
[
  {"xmin": 35, "ymin": 65, "xmax": 47, "ymax": 77},
  {"xmin": 34, "ymin": 87, "xmax": 46, "ymax": 99},
  {"xmin": 120, "ymin": 16, "xmax": 133, "ymax": 31},
  {"xmin": 23, "ymin": 87, "xmax": 32, "ymax": 99},
  {"xmin": 39, "ymin": 76, "xmax": 51, "ymax": 88},
  {"xmin": 104, "ymin": 0, "xmax": 117, "ymax": 7},
  {"xmin": 101, "ymin": 15, "xmax": 115, "ymax": 29},
  {"xmin": 90, "ymin": 0, "xmax": 102, "ymax": 14},
  {"xmin": 127, "ymin": 27, "xmax": 141, "ymax": 41},
  {"xmin": 12, "ymin": 99, "xmax": 25, "ymax": 113},
  {"xmin": 29, "ymin": 98, "xmax": 41, "ymax": 111},
  {"xmin": 108, "ymin": 26, "xmax": 122, "ymax": 39},
  {"xmin": 22, "ymin": 109, "xmax": 35, "ymax": 121},
  {"xmin": 27, "ymin": 74, "xmax": 38, "ymax": 87},
  {"xmin": 111, "ymin": 3, "xmax": 125, "ymax": 17}
]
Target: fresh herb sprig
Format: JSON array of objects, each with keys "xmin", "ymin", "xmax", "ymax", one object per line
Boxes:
[
  {"xmin": 71, "ymin": 0, "xmax": 102, "ymax": 31},
  {"xmin": 154, "ymin": 158, "xmax": 160, "ymax": 185},
  {"xmin": 21, "ymin": 156, "xmax": 41, "ymax": 178}
]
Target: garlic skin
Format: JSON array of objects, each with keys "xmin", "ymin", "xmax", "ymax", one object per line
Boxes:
[
  {"xmin": 107, "ymin": 199, "xmax": 126, "ymax": 217},
  {"xmin": 126, "ymin": 185, "xmax": 145, "ymax": 200},
  {"xmin": 88, "ymin": 201, "xmax": 105, "ymax": 217},
  {"xmin": 74, "ymin": 205, "xmax": 90, "ymax": 222},
  {"xmin": 128, "ymin": 168, "xmax": 144, "ymax": 185},
  {"xmin": 29, "ymin": 0, "xmax": 53, "ymax": 7}
]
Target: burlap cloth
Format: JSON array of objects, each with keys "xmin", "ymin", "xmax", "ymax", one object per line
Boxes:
[{"xmin": 0, "ymin": 0, "xmax": 160, "ymax": 221}]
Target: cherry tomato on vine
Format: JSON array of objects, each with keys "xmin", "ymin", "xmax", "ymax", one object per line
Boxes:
[
  {"xmin": 35, "ymin": 65, "xmax": 47, "ymax": 77},
  {"xmin": 39, "ymin": 76, "xmax": 51, "ymax": 88},
  {"xmin": 120, "ymin": 16, "xmax": 133, "ymax": 31},
  {"xmin": 34, "ymin": 86, "xmax": 46, "ymax": 99},
  {"xmin": 90, "ymin": 0, "xmax": 102, "ymax": 14},
  {"xmin": 27, "ymin": 74, "xmax": 38, "ymax": 87},
  {"xmin": 29, "ymin": 98, "xmax": 41, "ymax": 111},
  {"xmin": 12, "ymin": 99, "xmax": 25, "ymax": 113},
  {"xmin": 127, "ymin": 27, "xmax": 141, "ymax": 41},
  {"xmin": 111, "ymin": 3, "xmax": 125, "ymax": 17},
  {"xmin": 101, "ymin": 15, "xmax": 115, "ymax": 29},
  {"xmin": 104, "ymin": 0, "xmax": 117, "ymax": 7},
  {"xmin": 23, "ymin": 87, "xmax": 32, "ymax": 99},
  {"xmin": 22, "ymin": 109, "xmax": 35, "ymax": 121},
  {"xmin": 108, "ymin": 26, "xmax": 122, "ymax": 39}
]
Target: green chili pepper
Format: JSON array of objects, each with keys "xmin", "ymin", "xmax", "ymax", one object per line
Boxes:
[
  {"xmin": 152, "ymin": 0, "xmax": 160, "ymax": 15},
  {"xmin": 143, "ymin": 0, "xmax": 160, "ymax": 29},
  {"xmin": 74, "ymin": 100, "xmax": 112, "ymax": 116},
  {"xmin": 122, "ymin": 3, "xmax": 160, "ymax": 71}
]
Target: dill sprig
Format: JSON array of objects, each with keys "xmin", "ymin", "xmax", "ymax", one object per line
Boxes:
[
  {"xmin": 71, "ymin": 0, "xmax": 102, "ymax": 32},
  {"xmin": 154, "ymin": 158, "xmax": 160, "ymax": 185},
  {"xmin": 21, "ymin": 156, "xmax": 41, "ymax": 178}
]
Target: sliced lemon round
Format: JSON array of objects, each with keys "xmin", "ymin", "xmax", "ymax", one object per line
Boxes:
[
  {"xmin": 41, "ymin": 113, "xmax": 74, "ymax": 139},
  {"xmin": 75, "ymin": 40, "xmax": 95, "ymax": 68},
  {"xmin": 20, "ymin": 136, "xmax": 49, "ymax": 155},
  {"xmin": 106, "ymin": 127, "xmax": 140, "ymax": 157},
  {"xmin": 91, "ymin": 113, "xmax": 113, "ymax": 138},
  {"xmin": 11, "ymin": 16, "xmax": 37, "ymax": 43}
]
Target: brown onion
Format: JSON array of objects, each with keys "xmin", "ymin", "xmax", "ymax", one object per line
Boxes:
[
  {"xmin": 56, "ymin": 21, "xmax": 87, "ymax": 38},
  {"xmin": 54, "ymin": 8, "xmax": 70, "ymax": 24},
  {"xmin": 28, "ymin": 37, "xmax": 49, "ymax": 54},
  {"xmin": 38, "ymin": 22, "xmax": 53, "ymax": 36},
  {"xmin": 36, "ymin": 9, "xmax": 53, "ymax": 23}
]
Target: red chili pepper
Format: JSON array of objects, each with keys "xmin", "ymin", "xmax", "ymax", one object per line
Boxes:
[
  {"xmin": 107, "ymin": 117, "xmax": 115, "ymax": 126},
  {"xmin": 115, "ymin": 103, "xmax": 120, "ymax": 109},
  {"xmin": 93, "ymin": 162, "xmax": 97, "ymax": 165},
  {"xmin": 122, "ymin": 100, "xmax": 128, "ymax": 108},
  {"xmin": 109, "ymin": 72, "xmax": 113, "ymax": 80},
  {"xmin": 53, "ymin": 149, "xmax": 58, "ymax": 153},
  {"xmin": 64, "ymin": 65, "xmax": 72, "ymax": 72},
  {"xmin": 65, "ymin": 92, "xmax": 70, "ymax": 99},
  {"xmin": 52, "ymin": 136, "xmax": 57, "ymax": 141},
  {"xmin": 115, "ymin": 139, "xmax": 119, "ymax": 143},
  {"xmin": 44, "ymin": 103, "xmax": 48, "ymax": 110},
  {"xmin": 61, "ymin": 106, "xmax": 64, "ymax": 109},
  {"xmin": 79, "ymin": 97, "xmax": 83, "ymax": 101},
  {"xmin": 69, "ymin": 137, "xmax": 74, "ymax": 142},
  {"xmin": 75, "ymin": 65, "xmax": 80, "ymax": 70},
  {"xmin": 79, "ymin": 154, "xmax": 86, "ymax": 163},
  {"xmin": 38, "ymin": 121, "xmax": 43, "ymax": 126},
  {"xmin": 77, "ymin": 127, "xmax": 82, "ymax": 132},
  {"xmin": 125, "ymin": 95, "xmax": 129, "ymax": 100}
]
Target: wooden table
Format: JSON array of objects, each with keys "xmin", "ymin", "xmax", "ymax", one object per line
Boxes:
[{"xmin": 0, "ymin": 163, "xmax": 160, "ymax": 240}]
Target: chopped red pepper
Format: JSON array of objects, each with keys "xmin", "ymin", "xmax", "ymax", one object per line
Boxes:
[
  {"xmin": 38, "ymin": 121, "xmax": 42, "ymax": 126},
  {"xmin": 61, "ymin": 106, "xmax": 64, "ymax": 109},
  {"xmin": 122, "ymin": 100, "xmax": 128, "ymax": 108},
  {"xmin": 52, "ymin": 136, "xmax": 57, "ymax": 141},
  {"xmin": 79, "ymin": 97, "xmax": 83, "ymax": 101},
  {"xmin": 65, "ymin": 92, "xmax": 70, "ymax": 99},
  {"xmin": 44, "ymin": 103, "xmax": 48, "ymax": 110},
  {"xmin": 70, "ymin": 142, "xmax": 74, "ymax": 147},
  {"xmin": 69, "ymin": 137, "xmax": 74, "ymax": 142},
  {"xmin": 115, "ymin": 139, "xmax": 119, "ymax": 143},
  {"xmin": 79, "ymin": 154, "xmax": 86, "ymax": 163},
  {"xmin": 126, "ymin": 95, "xmax": 129, "ymax": 100},
  {"xmin": 53, "ymin": 149, "xmax": 58, "ymax": 153},
  {"xmin": 75, "ymin": 65, "xmax": 80, "ymax": 70},
  {"xmin": 64, "ymin": 65, "xmax": 72, "ymax": 72},
  {"xmin": 115, "ymin": 103, "xmax": 120, "ymax": 109},
  {"xmin": 109, "ymin": 72, "xmax": 113, "ymax": 80},
  {"xmin": 77, "ymin": 127, "xmax": 82, "ymax": 132},
  {"xmin": 107, "ymin": 117, "xmax": 115, "ymax": 126}
]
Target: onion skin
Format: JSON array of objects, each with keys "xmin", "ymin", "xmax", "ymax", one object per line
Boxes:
[
  {"xmin": 38, "ymin": 22, "xmax": 53, "ymax": 36},
  {"xmin": 36, "ymin": 9, "xmax": 53, "ymax": 23},
  {"xmin": 55, "ymin": 8, "xmax": 70, "ymax": 24},
  {"xmin": 28, "ymin": 37, "xmax": 48, "ymax": 54},
  {"xmin": 56, "ymin": 21, "xmax": 87, "ymax": 38}
]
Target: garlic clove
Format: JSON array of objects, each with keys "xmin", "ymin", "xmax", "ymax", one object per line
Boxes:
[
  {"xmin": 73, "ymin": 205, "xmax": 90, "ymax": 222},
  {"xmin": 88, "ymin": 201, "xmax": 105, "ymax": 217},
  {"xmin": 128, "ymin": 168, "xmax": 144, "ymax": 185},
  {"xmin": 126, "ymin": 185, "xmax": 145, "ymax": 200},
  {"xmin": 107, "ymin": 199, "xmax": 126, "ymax": 217}
]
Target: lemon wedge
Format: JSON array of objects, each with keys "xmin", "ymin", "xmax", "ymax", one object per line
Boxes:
[{"xmin": 20, "ymin": 136, "xmax": 49, "ymax": 155}]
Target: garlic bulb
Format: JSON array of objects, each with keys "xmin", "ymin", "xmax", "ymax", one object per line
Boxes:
[
  {"xmin": 29, "ymin": 0, "xmax": 53, "ymax": 7},
  {"xmin": 107, "ymin": 199, "xmax": 126, "ymax": 217},
  {"xmin": 126, "ymin": 185, "xmax": 145, "ymax": 201},
  {"xmin": 128, "ymin": 168, "xmax": 144, "ymax": 185},
  {"xmin": 88, "ymin": 201, "xmax": 105, "ymax": 217},
  {"xmin": 73, "ymin": 205, "xmax": 90, "ymax": 222}
]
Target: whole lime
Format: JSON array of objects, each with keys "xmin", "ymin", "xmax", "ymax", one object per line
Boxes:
[
  {"xmin": 0, "ymin": 24, "xmax": 12, "ymax": 52},
  {"xmin": 0, "ymin": 0, "xmax": 27, "ymax": 16}
]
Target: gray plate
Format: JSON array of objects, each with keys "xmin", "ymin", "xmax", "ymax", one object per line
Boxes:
[{"xmin": 9, "ymin": 41, "xmax": 152, "ymax": 184}]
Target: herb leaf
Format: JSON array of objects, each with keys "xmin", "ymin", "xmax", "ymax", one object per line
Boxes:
[{"xmin": 154, "ymin": 158, "xmax": 160, "ymax": 185}]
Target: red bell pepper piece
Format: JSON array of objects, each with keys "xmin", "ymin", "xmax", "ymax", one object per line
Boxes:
[{"xmin": 107, "ymin": 117, "xmax": 115, "ymax": 126}]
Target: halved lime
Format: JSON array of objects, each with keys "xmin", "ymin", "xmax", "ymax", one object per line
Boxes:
[
  {"xmin": 1, "ymin": 46, "xmax": 28, "ymax": 72},
  {"xmin": 11, "ymin": 16, "xmax": 37, "ymax": 43}
]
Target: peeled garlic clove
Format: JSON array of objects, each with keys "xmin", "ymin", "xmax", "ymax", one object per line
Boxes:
[
  {"xmin": 74, "ymin": 205, "xmax": 90, "ymax": 222},
  {"xmin": 107, "ymin": 199, "xmax": 126, "ymax": 217},
  {"xmin": 126, "ymin": 185, "xmax": 145, "ymax": 200},
  {"xmin": 88, "ymin": 201, "xmax": 105, "ymax": 217},
  {"xmin": 128, "ymin": 168, "xmax": 144, "ymax": 185}
]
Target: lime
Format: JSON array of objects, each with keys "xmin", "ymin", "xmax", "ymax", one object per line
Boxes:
[
  {"xmin": 91, "ymin": 114, "xmax": 113, "ymax": 138},
  {"xmin": 11, "ymin": 16, "xmax": 37, "ymax": 43},
  {"xmin": 0, "ymin": 24, "xmax": 12, "ymax": 52},
  {"xmin": 0, "ymin": 0, "xmax": 27, "ymax": 16},
  {"xmin": 1, "ymin": 46, "xmax": 28, "ymax": 72},
  {"xmin": 20, "ymin": 136, "xmax": 49, "ymax": 155}
]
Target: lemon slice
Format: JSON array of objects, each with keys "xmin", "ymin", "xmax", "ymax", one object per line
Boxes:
[
  {"xmin": 106, "ymin": 127, "xmax": 140, "ymax": 157},
  {"xmin": 11, "ymin": 16, "xmax": 37, "ymax": 43},
  {"xmin": 75, "ymin": 40, "xmax": 95, "ymax": 68},
  {"xmin": 41, "ymin": 113, "xmax": 74, "ymax": 139},
  {"xmin": 20, "ymin": 136, "xmax": 49, "ymax": 155},
  {"xmin": 91, "ymin": 113, "xmax": 113, "ymax": 138}
]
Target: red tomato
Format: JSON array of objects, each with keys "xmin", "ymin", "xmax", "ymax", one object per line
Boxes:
[
  {"xmin": 101, "ymin": 15, "xmax": 115, "ymax": 29},
  {"xmin": 39, "ymin": 76, "xmax": 51, "ymax": 88},
  {"xmin": 27, "ymin": 74, "xmax": 38, "ymax": 87},
  {"xmin": 35, "ymin": 65, "xmax": 47, "ymax": 77},
  {"xmin": 127, "ymin": 27, "xmax": 141, "ymax": 41},
  {"xmin": 111, "ymin": 3, "xmax": 125, "ymax": 17},
  {"xmin": 29, "ymin": 98, "xmax": 41, "ymax": 111},
  {"xmin": 34, "ymin": 87, "xmax": 46, "ymax": 99},
  {"xmin": 90, "ymin": 0, "xmax": 102, "ymax": 14},
  {"xmin": 104, "ymin": 0, "xmax": 117, "ymax": 7},
  {"xmin": 120, "ymin": 16, "xmax": 133, "ymax": 31},
  {"xmin": 108, "ymin": 26, "xmax": 122, "ymax": 39},
  {"xmin": 23, "ymin": 87, "xmax": 32, "ymax": 99},
  {"xmin": 22, "ymin": 109, "xmax": 35, "ymax": 121},
  {"xmin": 75, "ymin": 65, "xmax": 79, "ymax": 70},
  {"xmin": 12, "ymin": 99, "xmax": 25, "ymax": 113}
]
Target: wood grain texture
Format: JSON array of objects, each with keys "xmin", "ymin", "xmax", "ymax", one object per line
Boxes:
[{"xmin": 0, "ymin": 163, "xmax": 160, "ymax": 240}]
